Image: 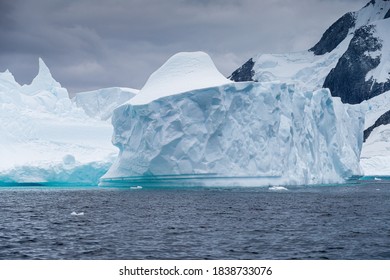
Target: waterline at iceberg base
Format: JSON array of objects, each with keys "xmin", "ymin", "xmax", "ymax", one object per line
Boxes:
[
  {"xmin": 100, "ymin": 174, "xmax": 284, "ymax": 188},
  {"xmin": 101, "ymin": 81, "xmax": 364, "ymax": 187}
]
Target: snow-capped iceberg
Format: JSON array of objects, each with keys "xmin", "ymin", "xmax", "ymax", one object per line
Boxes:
[
  {"xmin": 101, "ymin": 52, "xmax": 364, "ymax": 187},
  {"xmin": 0, "ymin": 59, "xmax": 117, "ymax": 185},
  {"xmin": 19, "ymin": 58, "xmax": 72, "ymax": 113},
  {"xmin": 129, "ymin": 51, "xmax": 232, "ymax": 105}
]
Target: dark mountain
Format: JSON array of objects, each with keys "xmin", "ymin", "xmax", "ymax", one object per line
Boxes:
[
  {"xmin": 309, "ymin": 12, "xmax": 355, "ymax": 56},
  {"xmin": 228, "ymin": 58, "xmax": 256, "ymax": 82},
  {"xmin": 323, "ymin": 24, "xmax": 390, "ymax": 104},
  {"xmin": 229, "ymin": 0, "xmax": 390, "ymax": 106}
]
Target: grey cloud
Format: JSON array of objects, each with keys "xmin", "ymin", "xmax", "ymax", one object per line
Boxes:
[{"xmin": 0, "ymin": 0, "xmax": 369, "ymax": 94}]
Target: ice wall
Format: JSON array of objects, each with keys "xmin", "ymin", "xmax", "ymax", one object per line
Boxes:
[{"xmin": 102, "ymin": 81, "xmax": 364, "ymax": 186}]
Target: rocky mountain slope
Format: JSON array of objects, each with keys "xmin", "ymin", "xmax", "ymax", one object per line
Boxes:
[{"xmin": 230, "ymin": 0, "xmax": 390, "ymax": 176}]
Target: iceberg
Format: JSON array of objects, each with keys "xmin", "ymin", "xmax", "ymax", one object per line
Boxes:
[
  {"xmin": 101, "ymin": 52, "xmax": 364, "ymax": 187},
  {"xmin": 0, "ymin": 58, "xmax": 117, "ymax": 185}
]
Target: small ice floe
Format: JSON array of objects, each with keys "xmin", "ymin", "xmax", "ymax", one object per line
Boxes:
[
  {"xmin": 268, "ymin": 185, "xmax": 289, "ymax": 191},
  {"xmin": 71, "ymin": 211, "xmax": 84, "ymax": 216},
  {"xmin": 130, "ymin": 186, "xmax": 143, "ymax": 190},
  {"xmin": 374, "ymin": 177, "xmax": 382, "ymax": 181}
]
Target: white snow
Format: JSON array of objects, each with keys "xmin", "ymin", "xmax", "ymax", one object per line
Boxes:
[
  {"xmin": 359, "ymin": 17, "xmax": 390, "ymax": 176},
  {"xmin": 74, "ymin": 87, "xmax": 138, "ymax": 120},
  {"xmin": 358, "ymin": 92, "xmax": 390, "ymax": 176},
  {"xmin": 348, "ymin": 4, "xmax": 390, "ymax": 176},
  {"xmin": 361, "ymin": 123, "xmax": 390, "ymax": 175},
  {"xmin": 0, "ymin": 59, "xmax": 117, "ymax": 185},
  {"xmin": 250, "ymin": 1, "xmax": 390, "ymax": 91},
  {"xmin": 129, "ymin": 51, "xmax": 232, "ymax": 105},
  {"xmin": 365, "ymin": 19, "xmax": 390, "ymax": 83},
  {"xmin": 360, "ymin": 91, "xmax": 390, "ymax": 176},
  {"xmin": 251, "ymin": 34, "xmax": 352, "ymax": 92},
  {"xmin": 354, "ymin": 0, "xmax": 390, "ymax": 28},
  {"xmin": 360, "ymin": 90, "xmax": 390, "ymax": 129},
  {"xmin": 102, "ymin": 52, "xmax": 364, "ymax": 187}
]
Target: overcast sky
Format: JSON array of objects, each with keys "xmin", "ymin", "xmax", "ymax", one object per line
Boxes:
[{"xmin": 0, "ymin": 0, "xmax": 368, "ymax": 94}]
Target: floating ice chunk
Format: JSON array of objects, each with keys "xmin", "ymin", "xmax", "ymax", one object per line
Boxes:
[
  {"xmin": 130, "ymin": 186, "xmax": 143, "ymax": 190},
  {"xmin": 268, "ymin": 186, "xmax": 289, "ymax": 191}
]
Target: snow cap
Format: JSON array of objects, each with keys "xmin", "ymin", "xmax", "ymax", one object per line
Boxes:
[{"xmin": 129, "ymin": 51, "xmax": 231, "ymax": 105}]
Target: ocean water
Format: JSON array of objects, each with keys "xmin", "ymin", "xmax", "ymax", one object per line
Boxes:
[{"xmin": 0, "ymin": 182, "xmax": 390, "ymax": 260}]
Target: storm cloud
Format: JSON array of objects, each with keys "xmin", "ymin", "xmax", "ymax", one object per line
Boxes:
[{"xmin": 0, "ymin": 0, "xmax": 367, "ymax": 93}]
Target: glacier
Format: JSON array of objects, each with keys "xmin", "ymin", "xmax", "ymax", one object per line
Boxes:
[
  {"xmin": 101, "ymin": 52, "xmax": 364, "ymax": 187},
  {"xmin": 0, "ymin": 58, "xmax": 122, "ymax": 185}
]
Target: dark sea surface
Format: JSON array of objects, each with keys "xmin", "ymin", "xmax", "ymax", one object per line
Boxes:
[{"xmin": 0, "ymin": 182, "xmax": 390, "ymax": 260}]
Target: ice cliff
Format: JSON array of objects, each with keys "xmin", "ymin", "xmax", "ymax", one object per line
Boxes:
[{"xmin": 101, "ymin": 52, "xmax": 364, "ymax": 187}]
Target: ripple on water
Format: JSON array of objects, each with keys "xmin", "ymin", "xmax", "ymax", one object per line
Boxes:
[{"xmin": 0, "ymin": 184, "xmax": 389, "ymax": 259}]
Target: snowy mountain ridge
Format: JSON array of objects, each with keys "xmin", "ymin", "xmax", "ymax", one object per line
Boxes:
[
  {"xmin": 230, "ymin": 0, "xmax": 390, "ymax": 100},
  {"xmin": 230, "ymin": 0, "xmax": 390, "ymax": 176},
  {"xmin": 310, "ymin": 0, "xmax": 390, "ymax": 56}
]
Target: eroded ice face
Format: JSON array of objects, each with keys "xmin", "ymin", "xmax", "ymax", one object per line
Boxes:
[{"xmin": 103, "ymin": 52, "xmax": 364, "ymax": 186}]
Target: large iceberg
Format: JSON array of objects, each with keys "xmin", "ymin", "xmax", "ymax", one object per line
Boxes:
[
  {"xmin": 0, "ymin": 59, "xmax": 118, "ymax": 185},
  {"xmin": 101, "ymin": 52, "xmax": 364, "ymax": 187}
]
